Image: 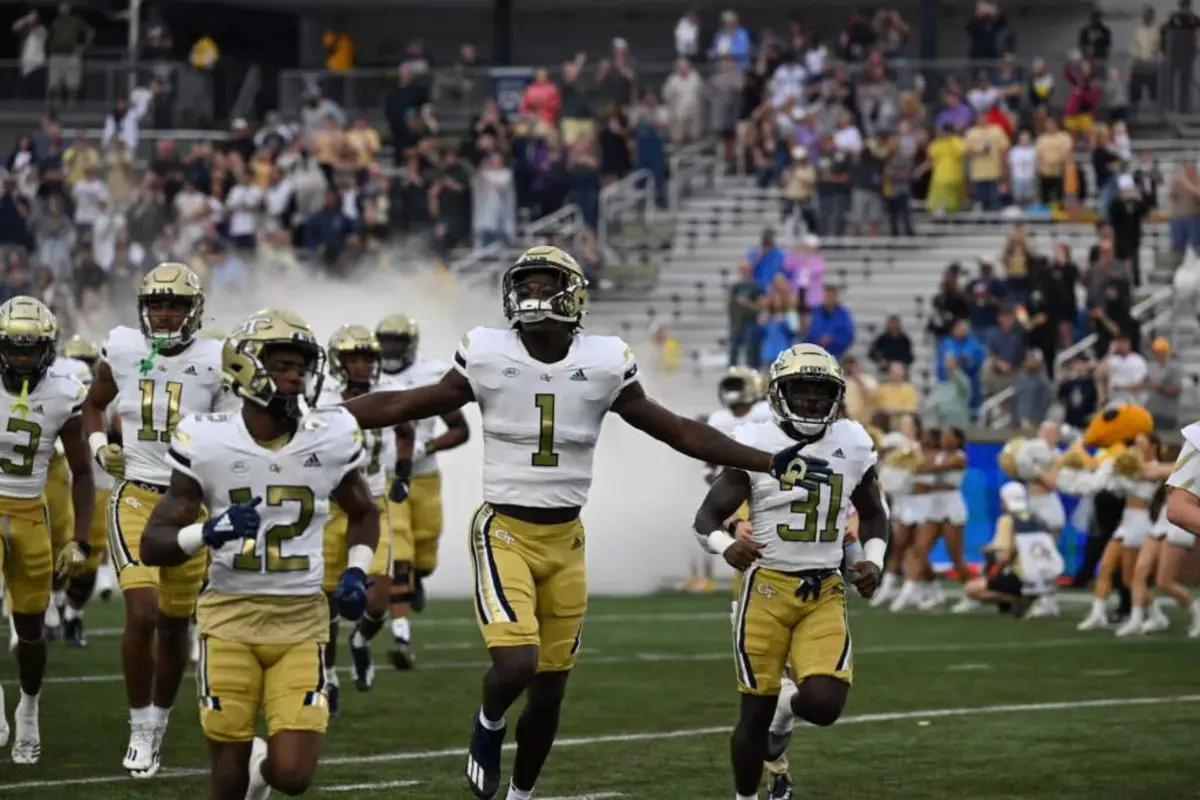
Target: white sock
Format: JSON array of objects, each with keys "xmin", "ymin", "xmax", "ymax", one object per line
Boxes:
[
  {"xmin": 130, "ymin": 705, "xmax": 154, "ymax": 725},
  {"xmin": 1127, "ymin": 606, "xmax": 1145, "ymax": 625},
  {"xmin": 770, "ymin": 678, "xmax": 797, "ymax": 735},
  {"xmin": 17, "ymin": 690, "xmax": 38, "ymax": 714},
  {"xmin": 1090, "ymin": 598, "xmax": 1106, "ymax": 615},
  {"xmin": 736, "ymin": 793, "xmax": 758, "ymax": 800},
  {"xmin": 63, "ymin": 605, "xmax": 82, "ymax": 622},
  {"xmin": 478, "ymin": 707, "xmax": 505, "ymax": 731},
  {"xmin": 152, "ymin": 704, "xmax": 171, "ymax": 727},
  {"xmin": 506, "ymin": 780, "xmax": 534, "ymax": 800},
  {"xmin": 350, "ymin": 629, "xmax": 368, "ymax": 649},
  {"xmin": 326, "ymin": 666, "xmax": 340, "ymax": 687},
  {"xmin": 392, "ymin": 617, "xmax": 411, "ymax": 642},
  {"xmin": 1191, "ymin": 599, "xmax": 1200, "ymax": 617},
  {"xmin": 51, "ymin": 590, "xmax": 65, "ymax": 608}
]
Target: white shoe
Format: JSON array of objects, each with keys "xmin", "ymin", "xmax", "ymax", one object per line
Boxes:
[
  {"xmin": 11, "ymin": 696, "xmax": 39, "ymax": 765},
  {"xmin": 42, "ymin": 601, "xmax": 60, "ymax": 632},
  {"xmin": 245, "ymin": 736, "xmax": 271, "ymax": 800},
  {"xmin": 950, "ymin": 597, "xmax": 981, "ymax": 614},
  {"xmin": 1189, "ymin": 616, "xmax": 1200, "ymax": 638},
  {"xmin": 1025, "ymin": 596, "xmax": 1060, "ymax": 619},
  {"xmin": 96, "ymin": 562, "xmax": 117, "ymax": 601},
  {"xmin": 1114, "ymin": 616, "xmax": 1145, "ymax": 637},
  {"xmin": 130, "ymin": 721, "xmax": 165, "ymax": 778},
  {"xmin": 1147, "ymin": 602, "xmax": 1170, "ymax": 631},
  {"xmin": 869, "ymin": 574, "xmax": 899, "ymax": 608},
  {"xmin": 0, "ymin": 684, "xmax": 8, "ymax": 748},
  {"xmin": 123, "ymin": 720, "xmax": 158, "ymax": 773},
  {"xmin": 1076, "ymin": 609, "xmax": 1109, "ymax": 631},
  {"xmin": 888, "ymin": 582, "xmax": 919, "ymax": 612},
  {"xmin": 916, "ymin": 584, "xmax": 943, "ymax": 611}
]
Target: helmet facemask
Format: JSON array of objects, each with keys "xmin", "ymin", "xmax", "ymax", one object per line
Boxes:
[
  {"xmin": 235, "ymin": 340, "xmax": 326, "ymax": 421},
  {"xmin": 332, "ymin": 348, "xmax": 381, "ymax": 395},
  {"xmin": 502, "ymin": 265, "xmax": 586, "ymax": 327},
  {"xmin": 719, "ymin": 375, "xmax": 755, "ymax": 408},
  {"xmin": 769, "ymin": 374, "xmax": 844, "ymax": 439},
  {"xmin": 139, "ymin": 294, "xmax": 203, "ymax": 350},
  {"xmin": 378, "ymin": 333, "xmax": 417, "ymax": 374},
  {"xmin": 0, "ymin": 338, "xmax": 54, "ymax": 394}
]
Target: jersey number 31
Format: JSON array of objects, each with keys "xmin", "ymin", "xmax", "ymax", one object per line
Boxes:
[{"xmin": 777, "ymin": 473, "xmax": 844, "ymax": 543}]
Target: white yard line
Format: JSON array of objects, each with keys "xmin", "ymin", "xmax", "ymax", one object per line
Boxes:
[
  {"xmin": 539, "ymin": 793, "xmax": 628, "ymax": 799},
  {"xmin": 323, "ymin": 779, "xmax": 422, "ymax": 792},
  {"xmin": 1, "ymin": 693, "xmax": 1197, "ymax": 793},
  {"xmin": 7, "ymin": 634, "xmax": 1187, "ymax": 687}
]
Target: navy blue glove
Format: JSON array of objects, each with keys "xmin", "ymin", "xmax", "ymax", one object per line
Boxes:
[
  {"xmin": 202, "ymin": 497, "xmax": 262, "ymax": 548},
  {"xmin": 332, "ymin": 567, "xmax": 369, "ymax": 620},
  {"xmin": 770, "ymin": 446, "xmax": 833, "ymax": 492},
  {"xmin": 389, "ymin": 476, "xmax": 410, "ymax": 503}
]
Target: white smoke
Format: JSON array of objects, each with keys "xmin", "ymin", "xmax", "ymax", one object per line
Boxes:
[{"xmin": 205, "ymin": 262, "xmax": 718, "ymax": 597}]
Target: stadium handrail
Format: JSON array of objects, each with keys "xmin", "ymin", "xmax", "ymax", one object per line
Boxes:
[
  {"xmin": 598, "ymin": 167, "xmax": 654, "ymax": 258},
  {"xmin": 977, "ymin": 284, "xmax": 1173, "ymax": 429}
]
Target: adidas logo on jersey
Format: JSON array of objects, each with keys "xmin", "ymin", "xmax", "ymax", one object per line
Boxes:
[
  {"xmin": 570, "ymin": 368, "xmax": 588, "ymax": 382},
  {"xmin": 831, "ymin": 448, "xmax": 845, "ymax": 458},
  {"xmin": 183, "ymin": 365, "xmax": 198, "ymax": 376},
  {"xmin": 303, "ymin": 453, "xmax": 322, "ymax": 468},
  {"xmin": 30, "ymin": 405, "xmax": 43, "ymax": 414}
]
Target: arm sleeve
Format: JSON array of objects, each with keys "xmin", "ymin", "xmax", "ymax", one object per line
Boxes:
[
  {"xmin": 165, "ymin": 419, "xmax": 201, "ymax": 483},
  {"xmin": 611, "ymin": 339, "xmax": 640, "ymax": 403}
]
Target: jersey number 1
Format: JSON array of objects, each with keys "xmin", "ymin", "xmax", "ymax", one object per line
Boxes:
[
  {"xmin": 532, "ymin": 393, "xmax": 559, "ymax": 467},
  {"xmin": 777, "ymin": 473, "xmax": 844, "ymax": 543},
  {"xmin": 138, "ymin": 379, "xmax": 183, "ymax": 442}
]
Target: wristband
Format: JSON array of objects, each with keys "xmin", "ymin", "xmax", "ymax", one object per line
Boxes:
[
  {"xmin": 864, "ymin": 538, "xmax": 887, "ymax": 571},
  {"xmin": 178, "ymin": 523, "xmax": 205, "ymax": 556},
  {"xmin": 706, "ymin": 529, "xmax": 737, "ymax": 554},
  {"xmin": 88, "ymin": 431, "xmax": 109, "ymax": 459},
  {"xmin": 347, "ymin": 544, "xmax": 374, "ymax": 573}
]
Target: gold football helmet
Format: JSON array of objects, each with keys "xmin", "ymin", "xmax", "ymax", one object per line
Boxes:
[
  {"xmin": 138, "ymin": 262, "xmax": 205, "ymax": 349},
  {"xmin": 767, "ymin": 344, "xmax": 845, "ymax": 437},
  {"xmin": 718, "ymin": 366, "xmax": 765, "ymax": 408},
  {"xmin": 998, "ymin": 437, "xmax": 1027, "ymax": 479},
  {"xmin": 223, "ymin": 309, "xmax": 325, "ymax": 419},
  {"xmin": 0, "ymin": 296, "xmax": 57, "ymax": 390},
  {"xmin": 376, "ymin": 314, "xmax": 419, "ymax": 374},
  {"xmin": 328, "ymin": 323, "xmax": 381, "ymax": 391},
  {"xmin": 502, "ymin": 245, "xmax": 588, "ymax": 327},
  {"xmin": 61, "ymin": 333, "xmax": 100, "ymax": 367}
]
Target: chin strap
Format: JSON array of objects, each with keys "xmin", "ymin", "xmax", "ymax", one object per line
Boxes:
[
  {"xmin": 139, "ymin": 341, "xmax": 162, "ymax": 376},
  {"xmin": 10, "ymin": 379, "xmax": 29, "ymax": 419}
]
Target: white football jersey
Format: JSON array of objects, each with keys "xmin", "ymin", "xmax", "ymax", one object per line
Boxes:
[
  {"xmin": 166, "ymin": 406, "xmax": 367, "ymax": 597},
  {"xmin": 53, "ymin": 356, "xmax": 92, "ymax": 388},
  {"xmin": 1168, "ymin": 425, "xmax": 1200, "ymax": 496},
  {"xmin": 386, "ymin": 358, "xmax": 448, "ymax": 477},
  {"xmin": 455, "ymin": 327, "xmax": 637, "ymax": 508},
  {"xmin": 706, "ymin": 401, "xmax": 771, "ymax": 436},
  {"xmin": 736, "ymin": 419, "xmax": 877, "ymax": 572},
  {"xmin": 102, "ymin": 326, "xmax": 226, "ymax": 485},
  {"xmin": 0, "ymin": 371, "xmax": 86, "ymax": 498},
  {"xmin": 319, "ymin": 378, "xmax": 396, "ymax": 497}
]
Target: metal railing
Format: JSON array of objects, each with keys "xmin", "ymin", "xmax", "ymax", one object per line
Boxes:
[
  {"xmin": 0, "ymin": 58, "xmax": 186, "ymax": 111},
  {"xmin": 977, "ymin": 285, "xmax": 1174, "ymax": 429},
  {"xmin": 598, "ymin": 168, "xmax": 654, "ymax": 258},
  {"xmin": 450, "ymin": 203, "xmax": 586, "ymax": 284}
]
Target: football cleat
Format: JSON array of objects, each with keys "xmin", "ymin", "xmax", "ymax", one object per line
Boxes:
[
  {"xmin": 123, "ymin": 720, "xmax": 158, "ymax": 773},
  {"xmin": 390, "ymin": 638, "xmax": 415, "ymax": 671},
  {"xmin": 11, "ymin": 699, "xmax": 40, "ymax": 765},
  {"xmin": 412, "ymin": 574, "xmax": 427, "ymax": 613},
  {"xmin": 349, "ymin": 632, "xmax": 375, "ymax": 692},
  {"xmin": 465, "ymin": 709, "xmax": 506, "ymax": 799},
  {"xmin": 63, "ymin": 616, "xmax": 87, "ymax": 648},
  {"xmin": 768, "ymin": 772, "xmax": 795, "ymax": 800},
  {"xmin": 245, "ymin": 736, "xmax": 271, "ymax": 800}
]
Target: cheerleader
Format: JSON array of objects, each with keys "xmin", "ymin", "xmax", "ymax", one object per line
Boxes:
[
  {"xmin": 872, "ymin": 415, "xmax": 923, "ymax": 607},
  {"xmin": 891, "ymin": 426, "xmax": 942, "ymax": 611},
  {"xmin": 924, "ymin": 428, "xmax": 974, "ymax": 612},
  {"xmin": 1078, "ymin": 433, "xmax": 1174, "ymax": 630},
  {"xmin": 1116, "ymin": 485, "xmax": 1200, "ymax": 637},
  {"xmin": 1016, "ymin": 422, "xmax": 1068, "ymax": 617}
]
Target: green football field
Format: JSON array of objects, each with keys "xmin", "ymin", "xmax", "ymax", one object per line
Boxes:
[{"xmin": 0, "ymin": 590, "xmax": 1196, "ymax": 799}]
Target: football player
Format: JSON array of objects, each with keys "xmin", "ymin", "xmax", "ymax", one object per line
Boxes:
[
  {"xmin": 375, "ymin": 314, "xmax": 469, "ymax": 665},
  {"xmin": 318, "ymin": 325, "xmax": 406, "ymax": 705},
  {"xmin": 0, "ymin": 298, "xmax": 94, "ymax": 764},
  {"xmin": 140, "ymin": 309, "xmax": 380, "ymax": 799},
  {"xmin": 72, "ymin": 263, "xmax": 228, "ymax": 777},
  {"xmin": 344, "ymin": 245, "xmax": 830, "ymax": 800},
  {"xmin": 50, "ymin": 335, "xmax": 112, "ymax": 647},
  {"xmin": 692, "ymin": 344, "xmax": 887, "ymax": 800}
]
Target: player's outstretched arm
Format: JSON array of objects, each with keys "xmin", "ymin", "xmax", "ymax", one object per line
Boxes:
[
  {"xmin": 334, "ymin": 469, "xmax": 381, "ymax": 553},
  {"xmin": 694, "ymin": 468, "xmax": 761, "ymax": 570},
  {"xmin": 342, "ymin": 371, "xmax": 474, "ymax": 430},
  {"xmin": 141, "ymin": 470, "xmax": 209, "ymax": 566},
  {"xmin": 612, "ymin": 382, "xmax": 831, "ymax": 488},
  {"xmin": 847, "ymin": 467, "xmax": 889, "ymax": 598},
  {"xmin": 426, "ymin": 408, "xmax": 470, "ymax": 456},
  {"xmin": 61, "ymin": 415, "xmax": 94, "ymax": 544}
]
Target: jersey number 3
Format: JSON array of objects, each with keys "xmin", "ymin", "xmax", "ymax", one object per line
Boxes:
[
  {"xmin": 777, "ymin": 473, "xmax": 844, "ymax": 543},
  {"xmin": 230, "ymin": 486, "xmax": 315, "ymax": 572}
]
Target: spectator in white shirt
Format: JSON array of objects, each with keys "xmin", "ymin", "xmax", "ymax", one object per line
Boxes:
[
  {"xmin": 264, "ymin": 165, "xmax": 294, "ymax": 230},
  {"xmin": 674, "ymin": 7, "xmax": 699, "ymax": 58},
  {"xmin": 967, "ymin": 73, "xmax": 1000, "ymax": 115},
  {"xmin": 770, "ymin": 55, "xmax": 808, "ymax": 110},
  {"xmin": 71, "ymin": 166, "xmax": 108, "ymax": 229},
  {"xmin": 832, "ymin": 111, "xmax": 863, "ymax": 155},
  {"xmin": 173, "ymin": 178, "xmax": 213, "ymax": 254},
  {"xmin": 1007, "ymin": 129, "xmax": 1037, "ymax": 205},
  {"xmin": 225, "ymin": 170, "xmax": 264, "ymax": 251},
  {"xmin": 91, "ymin": 196, "xmax": 126, "ymax": 270},
  {"xmin": 662, "ymin": 57, "xmax": 705, "ymax": 144},
  {"xmin": 1100, "ymin": 333, "xmax": 1149, "ymax": 406},
  {"xmin": 101, "ymin": 96, "xmax": 141, "ymax": 154}
]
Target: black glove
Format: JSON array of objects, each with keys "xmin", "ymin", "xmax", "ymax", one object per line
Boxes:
[
  {"xmin": 389, "ymin": 476, "xmax": 410, "ymax": 503},
  {"xmin": 769, "ymin": 446, "xmax": 832, "ymax": 492}
]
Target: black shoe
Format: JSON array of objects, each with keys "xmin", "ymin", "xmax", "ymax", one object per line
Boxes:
[
  {"xmin": 390, "ymin": 638, "xmax": 415, "ymax": 671},
  {"xmin": 768, "ymin": 772, "xmax": 795, "ymax": 800},
  {"xmin": 325, "ymin": 682, "xmax": 341, "ymax": 719},
  {"xmin": 63, "ymin": 617, "xmax": 87, "ymax": 648},
  {"xmin": 348, "ymin": 634, "xmax": 375, "ymax": 692},
  {"xmin": 412, "ymin": 575, "xmax": 427, "ymax": 613},
  {"xmin": 766, "ymin": 730, "xmax": 791, "ymax": 763},
  {"xmin": 464, "ymin": 709, "xmax": 505, "ymax": 799}
]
